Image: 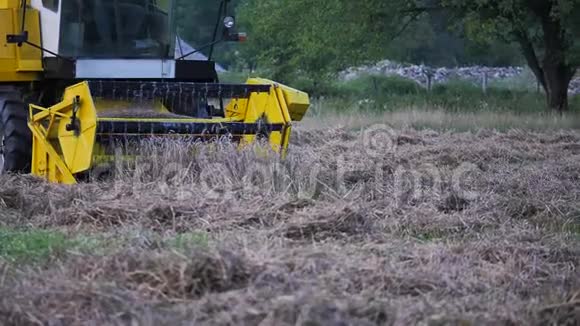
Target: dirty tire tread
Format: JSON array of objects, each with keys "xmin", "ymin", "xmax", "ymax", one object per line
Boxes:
[{"xmin": 0, "ymin": 92, "xmax": 32, "ymax": 173}]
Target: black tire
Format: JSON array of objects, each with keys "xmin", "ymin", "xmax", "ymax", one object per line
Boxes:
[{"xmin": 0, "ymin": 89, "xmax": 32, "ymax": 174}]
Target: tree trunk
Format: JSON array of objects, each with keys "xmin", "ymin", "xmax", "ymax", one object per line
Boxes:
[
  {"xmin": 543, "ymin": 64, "xmax": 573, "ymax": 113},
  {"xmin": 539, "ymin": 9, "xmax": 575, "ymax": 113},
  {"xmin": 520, "ymin": 40, "xmax": 575, "ymax": 112},
  {"xmin": 521, "ymin": 0, "xmax": 576, "ymax": 113}
]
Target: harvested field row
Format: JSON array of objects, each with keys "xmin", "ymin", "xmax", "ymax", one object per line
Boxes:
[{"xmin": 1, "ymin": 126, "xmax": 580, "ymax": 325}]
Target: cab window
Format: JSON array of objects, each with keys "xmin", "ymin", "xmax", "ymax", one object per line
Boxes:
[
  {"xmin": 42, "ymin": 0, "xmax": 59, "ymax": 11},
  {"xmin": 59, "ymin": 0, "xmax": 175, "ymax": 58}
]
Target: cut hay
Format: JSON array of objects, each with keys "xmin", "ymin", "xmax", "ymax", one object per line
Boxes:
[{"xmin": 1, "ymin": 125, "xmax": 580, "ymax": 324}]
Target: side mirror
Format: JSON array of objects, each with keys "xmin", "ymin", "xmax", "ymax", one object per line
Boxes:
[
  {"xmin": 222, "ymin": 16, "xmax": 246, "ymax": 42},
  {"xmin": 223, "ymin": 16, "xmax": 235, "ymax": 29}
]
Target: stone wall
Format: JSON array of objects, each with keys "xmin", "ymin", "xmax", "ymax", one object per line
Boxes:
[{"xmin": 340, "ymin": 60, "xmax": 580, "ymax": 95}]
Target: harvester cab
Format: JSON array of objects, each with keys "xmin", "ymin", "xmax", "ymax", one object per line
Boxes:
[{"xmin": 0, "ymin": 0, "xmax": 310, "ymax": 184}]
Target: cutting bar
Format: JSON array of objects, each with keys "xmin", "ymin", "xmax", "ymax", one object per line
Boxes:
[{"xmin": 87, "ymin": 80, "xmax": 272, "ymax": 100}]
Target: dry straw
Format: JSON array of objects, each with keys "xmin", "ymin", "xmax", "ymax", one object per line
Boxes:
[{"xmin": 0, "ymin": 125, "xmax": 580, "ymax": 325}]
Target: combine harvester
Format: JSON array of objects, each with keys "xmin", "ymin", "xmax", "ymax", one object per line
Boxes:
[{"xmin": 0, "ymin": 0, "xmax": 309, "ymax": 184}]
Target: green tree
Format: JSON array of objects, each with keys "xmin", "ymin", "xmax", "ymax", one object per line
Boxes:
[
  {"xmin": 227, "ymin": 0, "xmax": 579, "ymax": 112},
  {"xmin": 433, "ymin": 0, "xmax": 580, "ymax": 112},
  {"xmin": 234, "ymin": 0, "xmax": 524, "ymax": 83},
  {"xmin": 174, "ymin": 0, "xmax": 219, "ymax": 49},
  {"xmin": 237, "ymin": 0, "xmax": 402, "ymax": 84},
  {"xmin": 382, "ymin": 9, "xmax": 523, "ymax": 67}
]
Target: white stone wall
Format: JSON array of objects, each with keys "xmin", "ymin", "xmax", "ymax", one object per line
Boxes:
[{"xmin": 340, "ymin": 60, "xmax": 580, "ymax": 95}]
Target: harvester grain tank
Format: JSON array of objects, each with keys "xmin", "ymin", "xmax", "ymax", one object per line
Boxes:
[{"xmin": 0, "ymin": 0, "xmax": 310, "ymax": 184}]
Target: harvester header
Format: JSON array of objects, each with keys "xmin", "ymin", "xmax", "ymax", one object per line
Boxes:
[
  {"xmin": 28, "ymin": 79, "xmax": 309, "ymax": 184},
  {"xmin": 0, "ymin": 0, "xmax": 311, "ymax": 183}
]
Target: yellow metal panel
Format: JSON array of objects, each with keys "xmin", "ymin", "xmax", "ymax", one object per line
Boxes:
[
  {"xmin": 0, "ymin": 6, "xmax": 41, "ymax": 81},
  {"xmin": 0, "ymin": 10, "xmax": 15, "ymax": 59},
  {"xmin": 274, "ymin": 86, "xmax": 292, "ymax": 124},
  {"xmin": 0, "ymin": 71, "xmax": 39, "ymax": 81},
  {"xmin": 0, "ymin": 0, "xmax": 20, "ymax": 9},
  {"xmin": 224, "ymin": 97, "xmax": 249, "ymax": 120},
  {"xmin": 29, "ymin": 122, "xmax": 78, "ymax": 184},
  {"xmin": 248, "ymin": 78, "xmax": 310, "ymax": 122},
  {"xmin": 29, "ymin": 82, "xmax": 98, "ymax": 184},
  {"xmin": 281, "ymin": 125, "xmax": 292, "ymax": 158},
  {"xmin": 15, "ymin": 9, "xmax": 42, "ymax": 71},
  {"xmin": 58, "ymin": 83, "xmax": 98, "ymax": 174},
  {"xmin": 224, "ymin": 78, "xmax": 306, "ymax": 153},
  {"xmin": 240, "ymin": 84, "xmax": 288, "ymax": 152},
  {"xmin": 280, "ymin": 85, "xmax": 309, "ymax": 121}
]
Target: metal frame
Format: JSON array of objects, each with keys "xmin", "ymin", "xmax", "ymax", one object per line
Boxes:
[{"xmin": 27, "ymin": 79, "xmax": 310, "ymax": 184}]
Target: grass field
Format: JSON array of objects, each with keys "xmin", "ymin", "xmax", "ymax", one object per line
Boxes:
[
  {"xmin": 222, "ymin": 72, "xmax": 580, "ymax": 114},
  {"xmin": 1, "ymin": 109, "xmax": 580, "ymax": 325}
]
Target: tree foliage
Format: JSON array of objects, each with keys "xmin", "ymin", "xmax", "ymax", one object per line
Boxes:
[
  {"xmin": 233, "ymin": 0, "xmax": 524, "ymax": 84},
  {"xmin": 436, "ymin": 0, "xmax": 580, "ymax": 111},
  {"xmin": 235, "ymin": 0, "xmax": 404, "ymax": 82},
  {"xmin": 175, "ymin": 0, "xmax": 579, "ymax": 111}
]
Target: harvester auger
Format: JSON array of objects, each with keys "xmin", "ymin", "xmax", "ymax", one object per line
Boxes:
[{"xmin": 0, "ymin": 0, "xmax": 309, "ymax": 184}]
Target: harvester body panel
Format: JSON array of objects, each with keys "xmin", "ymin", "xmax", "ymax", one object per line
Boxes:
[{"xmin": 0, "ymin": 1, "xmax": 42, "ymax": 81}]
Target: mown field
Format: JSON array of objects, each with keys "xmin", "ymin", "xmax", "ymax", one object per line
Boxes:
[{"xmin": 1, "ymin": 109, "xmax": 580, "ymax": 325}]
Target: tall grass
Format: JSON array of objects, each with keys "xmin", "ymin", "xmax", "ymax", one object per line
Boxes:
[
  {"xmin": 219, "ymin": 71, "xmax": 579, "ymax": 115},
  {"xmin": 326, "ymin": 74, "xmax": 580, "ymax": 113},
  {"xmin": 303, "ymin": 104, "xmax": 580, "ymax": 131}
]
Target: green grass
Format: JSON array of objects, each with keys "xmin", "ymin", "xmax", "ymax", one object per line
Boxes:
[
  {"xmin": 302, "ymin": 99, "xmax": 580, "ymax": 132},
  {"xmin": 0, "ymin": 229, "xmax": 116, "ymax": 263},
  {"xmin": 218, "ymin": 71, "xmax": 252, "ymax": 84},
  {"xmin": 330, "ymin": 74, "xmax": 580, "ymax": 113},
  {"xmin": 224, "ymin": 71, "xmax": 579, "ymax": 114},
  {"xmin": 0, "ymin": 229, "xmax": 74, "ymax": 263},
  {"xmin": 488, "ymin": 68, "xmax": 539, "ymax": 91},
  {"xmin": 167, "ymin": 232, "xmax": 210, "ymax": 250},
  {"xmin": 0, "ymin": 228, "xmax": 213, "ymax": 264}
]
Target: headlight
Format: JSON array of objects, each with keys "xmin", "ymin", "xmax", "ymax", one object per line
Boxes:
[{"xmin": 223, "ymin": 16, "xmax": 235, "ymax": 29}]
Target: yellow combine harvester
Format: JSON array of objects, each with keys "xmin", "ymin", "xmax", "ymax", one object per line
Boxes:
[{"xmin": 0, "ymin": 0, "xmax": 309, "ymax": 184}]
